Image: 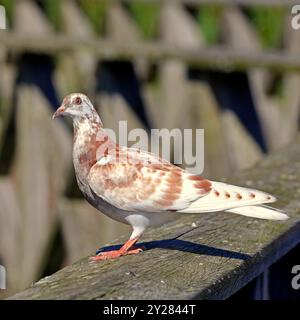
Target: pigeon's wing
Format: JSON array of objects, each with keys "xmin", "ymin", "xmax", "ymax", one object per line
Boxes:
[{"xmin": 87, "ymin": 148, "xmax": 211, "ymax": 212}]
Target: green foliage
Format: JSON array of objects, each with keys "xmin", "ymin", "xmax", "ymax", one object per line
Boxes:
[
  {"xmin": 128, "ymin": 1, "xmax": 160, "ymax": 39},
  {"xmin": 197, "ymin": 5, "xmax": 223, "ymax": 45},
  {"xmin": 77, "ymin": 0, "xmax": 107, "ymax": 35},
  {"xmin": 248, "ymin": 7, "xmax": 285, "ymax": 49},
  {"xmin": 0, "ymin": 0, "xmax": 14, "ymax": 25},
  {"xmin": 44, "ymin": 0, "xmax": 61, "ymax": 30}
]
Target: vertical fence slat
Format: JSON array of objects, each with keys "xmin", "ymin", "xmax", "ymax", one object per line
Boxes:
[
  {"xmin": 0, "ymin": 178, "xmax": 22, "ymax": 297},
  {"xmin": 221, "ymin": 6, "xmax": 264, "ymax": 168},
  {"xmin": 58, "ymin": 199, "xmax": 129, "ymax": 264},
  {"xmin": 97, "ymin": 1, "xmax": 147, "ymax": 139},
  {"xmin": 13, "ymin": 86, "xmax": 70, "ymax": 289},
  {"xmin": 59, "ymin": 0, "xmax": 97, "ymax": 95}
]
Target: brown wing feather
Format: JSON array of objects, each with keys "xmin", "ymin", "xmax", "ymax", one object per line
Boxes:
[{"xmin": 87, "ymin": 148, "xmax": 211, "ymax": 212}]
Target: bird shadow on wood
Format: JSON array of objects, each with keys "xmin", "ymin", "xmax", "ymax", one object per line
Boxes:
[{"xmin": 96, "ymin": 238, "xmax": 251, "ymax": 261}]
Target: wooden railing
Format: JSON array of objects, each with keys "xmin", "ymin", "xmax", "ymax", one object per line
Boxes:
[{"xmin": 8, "ymin": 136, "xmax": 300, "ymax": 299}]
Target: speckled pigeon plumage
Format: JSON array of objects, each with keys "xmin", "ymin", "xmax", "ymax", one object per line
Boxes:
[{"xmin": 53, "ymin": 93, "xmax": 288, "ymax": 260}]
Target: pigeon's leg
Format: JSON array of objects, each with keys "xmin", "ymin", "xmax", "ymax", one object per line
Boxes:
[{"xmin": 90, "ymin": 236, "xmax": 143, "ymax": 261}]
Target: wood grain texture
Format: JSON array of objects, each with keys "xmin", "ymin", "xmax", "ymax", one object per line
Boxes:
[{"xmin": 8, "ymin": 136, "xmax": 300, "ymax": 300}]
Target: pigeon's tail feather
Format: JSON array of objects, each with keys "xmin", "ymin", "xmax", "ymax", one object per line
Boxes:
[
  {"xmin": 179, "ymin": 181, "xmax": 276, "ymax": 213},
  {"xmin": 225, "ymin": 205, "xmax": 288, "ymax": 221},
  {"xmin": 179, "ymin": 181, "xmax": 288, "ymax": 220}
]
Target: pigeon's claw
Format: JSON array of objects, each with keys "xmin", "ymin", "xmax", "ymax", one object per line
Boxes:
[
  {"xmin": 90, "ymin": 247, "xmax": 143, "ymax": 261},
  {"xmin": 90, "ymin": 236, "xmax": 143, "ymax": 261}
]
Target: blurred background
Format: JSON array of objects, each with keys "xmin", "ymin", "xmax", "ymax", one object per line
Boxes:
[{"xmin": 0, "ymin": 0, "xmax": 300, "ymax": 298}]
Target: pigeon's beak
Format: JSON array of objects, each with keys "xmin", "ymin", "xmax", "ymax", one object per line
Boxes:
[{"xmin": 52, "ymin": 105, "xmax": 66, "ymax": 119}]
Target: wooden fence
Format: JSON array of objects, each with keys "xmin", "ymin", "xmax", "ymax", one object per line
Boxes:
[{"xmin": 0, "ymin": 0, "xmax": 300, "ymax": 298}]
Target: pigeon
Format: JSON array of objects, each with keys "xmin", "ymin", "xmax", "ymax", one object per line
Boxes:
[{"xmin": 53, "ymin": 93, "xmax": 288, "ymax": 261}]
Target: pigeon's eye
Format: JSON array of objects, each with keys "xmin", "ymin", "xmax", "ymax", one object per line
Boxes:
[{"xmin": 74, "ymin": 97, "xmax": 82, "ymax": 105}]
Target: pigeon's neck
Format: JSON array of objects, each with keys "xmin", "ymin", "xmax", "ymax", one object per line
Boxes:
[
  {"xmin": 73, "ymin": 116, "xmax": 101, "ymax": 135},
  {"xmin": 73, "ymin": 107, "xmax": 102, "ymax": 129},
  {"xmin": 72, "ymin": 118, "xmax": 116, "ymax": 179}
]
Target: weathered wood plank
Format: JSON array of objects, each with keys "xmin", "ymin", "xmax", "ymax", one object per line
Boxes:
[
  {"xmin": 222, "ymin": 6, "xmax": 299, "ymax": 153},
  {"xmin": 221, "ymin": 109, "xmax": 263, "ymax": 172},
  {"xmin": 59, "ymin": 0, "xmax": 97, "ymax": 92},
  {"xmin": 160, "ymin": 1, "xmax": 203, "ymax": 129},
  {"xmin": 160, "ymin": 1, "xmax": 203, "ymax": 169},
  {"xmin": 96, "ymin": 0, "xmax": 147, "ymax": 136},
  {"xmin": 8, "ymin": 136, "xmax": 300, "ymax": 300},
  {"xmin": 14, "ymin": 0, "xmax": 54, "ymax": 36},
  {"xmin": 0, "ymin": 178, "xmax": 22, "ymax": 298},
  {"xmin": 12, "ymin": 86, "xmax": 71, "ymax": 290},
  {"xmin": 188, "ymin": 83, "xmax": 230, "ymax": 178}
]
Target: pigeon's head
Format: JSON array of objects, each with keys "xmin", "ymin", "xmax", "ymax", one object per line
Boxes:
[{"xmin": 53, "ymin": 93, "xmax": 100, "ymax": 123}]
